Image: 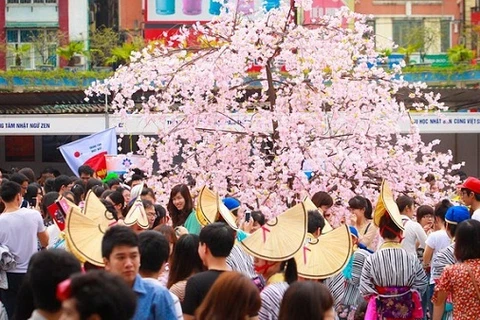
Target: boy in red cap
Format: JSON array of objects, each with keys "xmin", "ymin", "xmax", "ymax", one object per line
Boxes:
[{"xmin": 459, "ymin": 177, "xmax": 480, "ymax": 221}]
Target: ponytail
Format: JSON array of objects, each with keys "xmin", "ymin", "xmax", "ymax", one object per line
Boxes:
[{"xmin": 281, "ymin": 258, "xmax": 298, "ymax": 284}]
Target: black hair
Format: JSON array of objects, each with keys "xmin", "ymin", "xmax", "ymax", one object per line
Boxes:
[
  {"xmin": 85, "ymin": 178, "xmax": 103, "ymax": 194},
  {"xmin": 71, "ymin": 182, "xmax": 85, "ymax": 205},
  {"xmin": 199, "ymin": 222, "xmax": 235, "ymax": 257},
  {"xmin": 307, "ymin": 210, "xmax": 325, "ymax": 234},
  {"xmin": 29, "ymin": 249, "xmax": 82, "ymax": 312},
  {"xmin": 154, "ymin": 204, "xmax": 167, "ymax": 219},
  {"xmin": 167, "ymin": 234, "xmax": 204, "ymax": 288},
  {"xmin": 279, "ymin": 281, "xmax": 333, "ymax": 320},
  {"xmin": 348, "ymin": 196, "xmax": 373, "ymax": 219},
  {"xmin": 461, "ymin": 188, "xmax": 480, "ymax": 202},
  {"xmin": 99, "ymin": 199, "xmax": 119, "ymax": 221},
  {"xmin": 378, "ymin": 214, "xmax": 402, "ymax": 240},
  {"xmin": 108, "ymin": 191, "xmax": 125, "ymax": 208},
  {"xmin": 138, "ymin": 231, "xmax": 170, "ymax": 273},
  {"xmin": 18, "ymin": 168, "xmax": 36, "ymax": 183},
  {"xmin": 92, "ymin": 185, "xmax": 106, "ymax": 198},
  {"xmin": 10, "ymin": 172, "xmax": 29, "ymax": 185},
  {"xmin": 69, "ymin": 270, "xmax": 137, "ymax": 320},
  {"xmin": 44, "ymin": 178, "xmax": 56, "ymax": 194},
  {"xmin": 102, "ymin": 226, "xmax": 139, "ymax": 259},
  {"xmin": 251, "ymin": 211, "xmax": 265, "ymax": 226},
  {"xmin": 153, "ymin": 204, "xmax": 167, "ymax": 228},
  {"xmin": 395, "ymin": 195, "xmax": 414, "ymax": 213},
  {"xmin": 54, "ymin": 175, "xmax": 71, "ymax": 192},
  {"xmin": 142, "ymin": 199, "xmax": 154, "ymax": 209},
  {"xmin": 25, "ymin": 184, "xmax": 39, "ymax": 204},
  {"xmin": 311, "ymin": 191, "xmax": 333, "ymax": 208},
  {"xmin": 434, "ymin": 199, "xmax": 455, "ymax": 234},
  {"xmin": 78, "ymin": 165, "xmax": 94, "ymax": 176},
  {"xmin": 454, "ymin": 219, "xmax": 480, "ymax": 262},
  {"xmin": 416, "ymin": 205, "xmax": 434, "ymax": 222},
  {"xmin": 141, "ymin": 187, "xmax": 155, "ymax": 198},
  {"xmin": 0, "ymin": 181, "xmax": 21, "ymax": 202},
  {"xmin": 425, "ymin": 174, "xmax": 436, "ymax": 183},
  {"xmin": 279, "ymin": 257, "xmax": 297, "ymax": 284},
  {"xmin": 129, "ymin": 174, "xmax": 143, "ymax": 186},
  {"xmin": 107, "ymin": 178, "xmax": 121, "ymax": 189}
]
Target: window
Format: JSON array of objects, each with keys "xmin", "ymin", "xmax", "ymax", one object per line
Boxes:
[
  {"xmin": 6, "ymin": 29, "xmax": 59, "ymax": 69},
  {"xmin": 440, "ymin": 20, "xmax": 451, "ymax": 53},
  {"xmin": 392, "ymin": 19, "xmax": 424, "ymax": 50}
]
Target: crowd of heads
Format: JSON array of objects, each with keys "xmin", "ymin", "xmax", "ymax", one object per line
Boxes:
[{"xmin": 2, "ymin": 165, "xmax": 480, "ymax": 320}]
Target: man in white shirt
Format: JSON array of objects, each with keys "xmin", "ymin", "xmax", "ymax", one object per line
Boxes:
[
  {"xmin": 459, "ymin": 176, "xmax": 480, "ymax": 221},
  {"xmin": 0, "ymin": 181, "xmax": 49, "ymax": 318},
  {"xmin": 396, "ymin": 196, "xmax": 427, "ymax": 255}
]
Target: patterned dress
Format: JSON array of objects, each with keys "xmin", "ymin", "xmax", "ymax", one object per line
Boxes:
[
  {"xmin": 433, "ymin": 259, "xmax": 480, "ymax": 320},
  {"xmin": 431, "ymin": 244, "xmax": 455, "ymax": 320},
  {"xmin": 360, "ymin": 244, "xmax": 428, "ymax": 320}
]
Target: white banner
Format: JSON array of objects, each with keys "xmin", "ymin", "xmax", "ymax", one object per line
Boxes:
[{"xmin": 0, "ymin": 112, "xmax": 480, "ymax": 135}]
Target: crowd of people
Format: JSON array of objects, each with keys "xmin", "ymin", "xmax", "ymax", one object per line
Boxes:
[{"xmin": 0, "ymin": 165, "xmax": 480, "ymax": 320}]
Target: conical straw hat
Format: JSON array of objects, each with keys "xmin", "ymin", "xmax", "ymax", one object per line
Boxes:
[
  {"xmin": 83, "ymin": 190, "xmax": 116, "ymax": 228},
  {"xmin": 303, "ymin": 197, "xmax": 333, "ymax": 233},
  {"xmin": 295, "ymin": 224, "xmax": 352, "ymax": 279},
  {"xmin": 123, "ymin": 196, "xmax": 149, "ymax": 230},
  {"xmin": 196, "ymin": 186, "xmax": 238, "ymax": 230},
  {"xmin": 239, "ymin": 203, "xmax": 307, "ymax": 261},
  {"xmin": 373, "ymin": 180, "xmax": 404, "ymax": 231},
  {"xmin": 64, "ymin": 206, "xmax": 105, "ymax": 267}
]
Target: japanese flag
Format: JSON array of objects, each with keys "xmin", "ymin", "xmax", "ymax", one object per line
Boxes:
[{"xmin": 59, "ymin": 128, "xmax": 117, "ymax": 179}]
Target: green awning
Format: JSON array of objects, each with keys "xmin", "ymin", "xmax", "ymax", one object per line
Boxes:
[{"xmin": 6, "ymin": 21, "xmax": 59, "ymax": 28}]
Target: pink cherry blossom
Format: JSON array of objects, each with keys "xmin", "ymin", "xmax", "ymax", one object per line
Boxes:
[{"xmin": 87, "ymin": 4, "xmax": 460, "ymax": 217}]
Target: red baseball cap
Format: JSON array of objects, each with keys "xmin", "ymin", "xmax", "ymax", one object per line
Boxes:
[{"xmin": 458, "ymin": 177, "xmax": 480, "ymax": 194}]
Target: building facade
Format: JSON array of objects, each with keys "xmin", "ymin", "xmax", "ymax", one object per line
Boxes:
[
  {"xmin": 0, "ymin": 0, "xmax": 89, "ymax": 70},
  {"xmin": 355, "ymin": 0, "xmax": 461, "ymax": 55}
]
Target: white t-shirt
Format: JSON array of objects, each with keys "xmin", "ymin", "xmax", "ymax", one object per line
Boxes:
[
  {"xmin": 0, "ymin": 208, "xmax": 46, "ymax": 273},
  {"xmin": 472, "ymin": 208, "xmax": 480, "ymax": 222},
  {"xmin": 425, "ymin": 229, "xmax": 451, "ymax": 284},
  {"xmin": 401, "ymin": 216, "xmax": 427, "ymax": 255}
]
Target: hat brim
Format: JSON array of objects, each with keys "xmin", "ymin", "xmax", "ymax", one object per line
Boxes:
[
  {"xmin": 295, "ymin": 225, "xmax": 353, "ymax": 279},
  {"xmin": 240, "ymin": 203, "xmax": 308, "ymax": 261},
  {"xmin": 373, "ymin": 180, "xmax": 404, "ymax": 231},
  {"xmin": 65, "ymin": 206, "xmax": 105, "ymax": 267},
  {"xmin": 196, "ymin": 186, "xmax": 238, "ymax": 230}
]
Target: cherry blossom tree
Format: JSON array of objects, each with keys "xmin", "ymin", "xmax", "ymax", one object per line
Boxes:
[{"xmin": 87, "ymin": 3, "xmax": 460, "ymax": 218}]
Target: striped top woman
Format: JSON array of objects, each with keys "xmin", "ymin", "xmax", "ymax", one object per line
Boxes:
[{"xmin": 359, "ymin": 180, "xmax": 428, "ymax": 320}]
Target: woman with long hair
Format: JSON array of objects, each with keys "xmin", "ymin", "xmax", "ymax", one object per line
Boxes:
[
  {"xmin": 348, "ymin": 195, "xmax": 377, "ymax": 251},
  {"xmin": 195, "ymin": 272, "xmax": 261, "ymax": 320},
  {"xmin": 167, "ymin": 184, "xmax": 202, "ymax": 234},
  {"xmin": 432, "ymin": 219, "xmax": 480, "ymax": 320},
  {"xmin": 167, "ymin": 234, "xmax": 204, "ymax": 302}
]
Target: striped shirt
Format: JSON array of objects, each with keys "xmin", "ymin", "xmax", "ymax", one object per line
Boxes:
[
  {"xmin": 342, "ymin": 249, "xmax": 371, "ymax": 306},
  {"xmin": 259, "ymin": 282, "xmax": 289, "ymax": 320},
  {"xmin": 431, "ymin": 244, "xmax": 455, "ymax": 281},
  {"xmin": 323, "ymin": 272, "xmax": 345, "ymax": 308},
  {"xmin": 359, "ymin": 247, "xmax": 428, "ymax": 298},
  {"xmin": 226, "ymin": 244, "xmax": 257, "ymax": 279}
]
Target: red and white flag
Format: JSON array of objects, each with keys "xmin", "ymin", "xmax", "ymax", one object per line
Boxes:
[{"xmin": 59, "ymin": 128, "xmax": 117, "ymax": 179}]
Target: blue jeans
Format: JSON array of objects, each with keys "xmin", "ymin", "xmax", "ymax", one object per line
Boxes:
[{"xmin": 421, "ymin": 282, "xmax": 434, "ymax": 320}]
